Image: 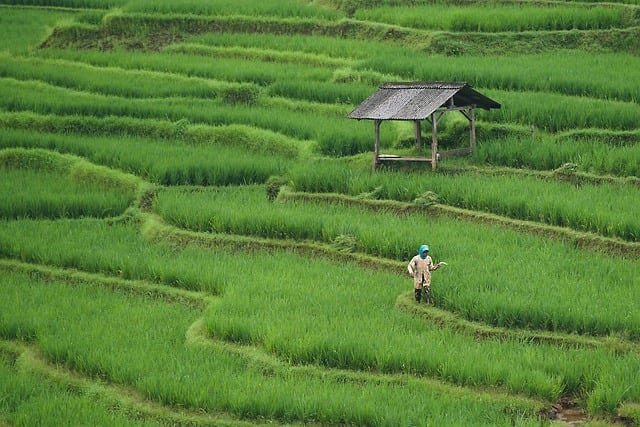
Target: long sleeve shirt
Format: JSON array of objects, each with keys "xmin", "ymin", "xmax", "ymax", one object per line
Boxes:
[{"xmin": 407, "ymin": 255, "xmax": 437, "ymax": 289}]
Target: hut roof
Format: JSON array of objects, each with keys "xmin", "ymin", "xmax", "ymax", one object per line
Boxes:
[{"xmin": 348, "ymin": 82, "xmax": 501, "ymax": 121}]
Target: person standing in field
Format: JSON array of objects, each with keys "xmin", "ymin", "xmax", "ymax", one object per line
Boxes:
[{"xmin": 407, "ymin": 244, "xmax": 445, "ymax": 304}]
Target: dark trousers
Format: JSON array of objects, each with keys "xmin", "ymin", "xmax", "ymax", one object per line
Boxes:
[{"xmin": 414, "ymin": 286, "xmax": 431, "ymax": 304}]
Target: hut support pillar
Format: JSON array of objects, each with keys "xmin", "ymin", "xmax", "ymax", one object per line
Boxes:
[
  {"xmin": 469, "ymin": 106, "xmax": 476, "ymax": 150},
  {"xmin": 431, "ymin": 112, "xmax": 438, "ymax": 170},
  {"xmin": 414, "ymin": 120, "xmax": 422, "ymax": 151},
  {"xmin": 373, "ymin": 119, "xmax": 381, "ymax": 171}
]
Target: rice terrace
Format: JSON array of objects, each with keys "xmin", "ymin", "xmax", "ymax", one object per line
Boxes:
[{"xmin": 2, "ymin": 0, "xmax": 640, "ymax": 425}]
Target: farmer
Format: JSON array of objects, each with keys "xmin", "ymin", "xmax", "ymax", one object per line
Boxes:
[{"xmin": 407, "ymin": 244, "xmax": 444, "ymax": 304}]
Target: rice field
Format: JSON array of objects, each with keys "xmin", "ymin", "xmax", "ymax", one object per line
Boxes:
[{"xmin": 1, "ymin": 1, "xmax": 640, "ymax": 425}]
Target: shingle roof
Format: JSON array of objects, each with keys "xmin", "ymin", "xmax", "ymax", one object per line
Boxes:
[{"xmin": 348, "ymin": 82, "xmax": 501, "ymax": 121}]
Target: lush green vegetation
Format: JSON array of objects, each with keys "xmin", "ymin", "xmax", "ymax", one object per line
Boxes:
[
  {"xmin": 1, "ymin": 1, "xmax": 640, "ymax": 425},
  {"xmin": 354, "ymin": 3, "xmax": 637, "ymax": 32}
]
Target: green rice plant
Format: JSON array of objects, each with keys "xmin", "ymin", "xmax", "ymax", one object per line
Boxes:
[
  {"xmin": 354, "ymin": 3, "xmax": 635, "ymax": 32},
  {"xmin": 0, "ymin": 78, "xmax": 381, "ymax": 156},
  {"xmin": 0, "ymin": 0, "xmax": 127, "ymax": 7},
  {"xmin": 472, "ymin": 135, "xmax": 640, "ymax": 177},
  {"xmin": 0, "ymin": 111, "xmax": 304, "ymax": 159},
  {"xmin": 0, "ymin": 129, "xmax": 292, "ymax": 186},
  {"xmin": 0, "ymin": 352, "xmax": 161, "ymax": 427},
  {"xmin": 0, "ymin": 167, "xmax": 132, "ymax": 219},
  {"xmin": 0, "ymin": 54, "xmax": 261, "ymax": 100},
  {"xmin": 267, "ymin": 79, "xmax": 374, "ymax": 105},
  {"xmin": 481, "ymin": 89, "xmax": 640, "ymax": 131},
  {"xmin": 165, "ymin": 42, "xmax": 355, "ymax": 69},
  {"xmin": 186, "ymin": 32, "xmax": 402, "ymax": 61},
  {"xmin": 0, "ymin": 148, "xmax": 138, "ymax": 218},
  {"xmin": 152, "ymin": 184, "xmax": 640, "ymax": 338},
  {"xmin": 0, "ymin": 6, "xmax": 78, "ymax": 54},
  {"xmin": 287, "ymin": 159, "xmax": 640, "ymax": 242},
  {"xmin": 123, "ymin": 0, "xmax": 342, "ymax": 19},
  {"xmin": 360, "ymin": 50, "xmax": 640, "ymax": 103},
  {"xmin": 36, "ymin": 48, "xmax": 334, "ymax": 86},
  {"xmin": 0, "ymin": 267, "xmax": 549, "ymax": 426},
  {"xmin": 0, "ymin": 219, "xmax": 229, "ymax": 293}
]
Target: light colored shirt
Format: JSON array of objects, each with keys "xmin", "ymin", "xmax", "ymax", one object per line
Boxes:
[{"xmin": 408, "ymin": 255, "xmax": 436, "ymax": 289}]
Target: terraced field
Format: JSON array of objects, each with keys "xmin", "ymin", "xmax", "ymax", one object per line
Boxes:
[{"xmin": 1, "ymin": 1, "xmax": 640, "ymax": 425}]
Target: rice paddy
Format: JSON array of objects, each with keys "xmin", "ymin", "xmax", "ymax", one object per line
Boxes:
[{"xmin": 1, "ymin": 1, "xmax": 639, "ymax": 425}]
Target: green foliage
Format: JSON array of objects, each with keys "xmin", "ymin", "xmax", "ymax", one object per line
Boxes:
[
  {"xmin": 289, "ymin": 159, "xmax": 640, "ymax": 242},
  {"xmin": 355, "ymin": 3, "xmax": 635, "ymax": 32}
]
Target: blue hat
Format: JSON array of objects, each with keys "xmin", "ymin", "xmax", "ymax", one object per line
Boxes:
[{"xmin": 419, "ymin": 244, "xmax": 429, "ymax": 258}]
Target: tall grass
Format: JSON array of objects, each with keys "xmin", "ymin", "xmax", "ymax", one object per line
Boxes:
[
  {"xmin": 0, "ymin": 7, "xmax": 78, "ymax": 54},
  {"xmin": 0, "ymin": 54, "xmax": 260, "ymax": 100},
  {"xmin": 2, "ymin": 224, "xmax": 640, "ymax": 416},
  {"xmin": 361, "ymin": 50, "xmax": 640, "ymax": 103},
  {"xmin": 153, "ymin": 184, "xmax": 640, "ymax": 338},
  {"xmin": 123, "ymin": 0, "xmax": 342, "ymax": 19},
  {"xmin": 288, "ymin": 160, "xmax": 640, "ymax": 242},
  {"xmin": 0, "ymin": 351, "xmax": 161, "ymax": 427},
  {"xmin": 0, "ymin": 78, "xmax": 381, "ymax": 156},
  {"xmin": 354, "ymin": 3, "xmax": 635, "ymax": 32},
  {"xmin": 0, "ymin": 148, "xmax": 138, "ymax": 218},
  {"xmin": 472, "ymin": 135, "xmax": 640, "ymax": 177},
  {"xmin": 0, "ymin": 267, "xmax": 547, "ymax": 426},
  {"xmin": 0, "ymin": 129, "xmax": 292, "ymax": 186}
]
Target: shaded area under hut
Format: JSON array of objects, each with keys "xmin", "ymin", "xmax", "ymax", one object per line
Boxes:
[{"xmin": 349, "ymin": 82, "xmax": 501, "ymax": 170}]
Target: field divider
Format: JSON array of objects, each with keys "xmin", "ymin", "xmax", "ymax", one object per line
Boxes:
[{"xmin": 278, "ymin": 187, "xmax": 640, "ymax": 258}]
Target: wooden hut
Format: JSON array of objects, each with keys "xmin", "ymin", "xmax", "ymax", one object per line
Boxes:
[{"xmin": 348, "ymin": 82, "xmax": 500, "ymax": 170}]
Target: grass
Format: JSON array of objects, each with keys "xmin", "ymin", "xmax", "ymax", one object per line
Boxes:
[
  {"xmin": 2, "ymin": 2, "xmax": 640, "ymax": 424},
  {"xmin": 0, "ymin": 6, "xmax": 78, "ymax": 54},
  {"xmin": 0, "ymin": 129, "xmax": 294, "ymax": 186},
  {"xmin": 0, "ymin": 262, "xmax": 548, "ymax": 426},
  {"xmin": 152, "ymin": 184, "xmax": 640, "ymax": 339},
  {"xmin": 287, "ymin": 159, "xmax": 640, "ymax": 242},
  {"xmin": 354, "ymin": 3, "xmax": 636, "ymax": 32}
]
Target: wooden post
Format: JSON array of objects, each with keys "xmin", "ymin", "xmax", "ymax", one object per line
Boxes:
[
  {"xmin": 469, "ymin": 106, "xmax": 476, "ymax": 150},
  {"xmin": 431, "ymin": 113, "xmax": 438, "ymax": 170},
  {"xmin": 373, "ymin": 119, "xmax": 381, "ymax": 171},
  {"xmin": 415, "ymin": 120, "xmax": 422, "ymax": 152}
]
